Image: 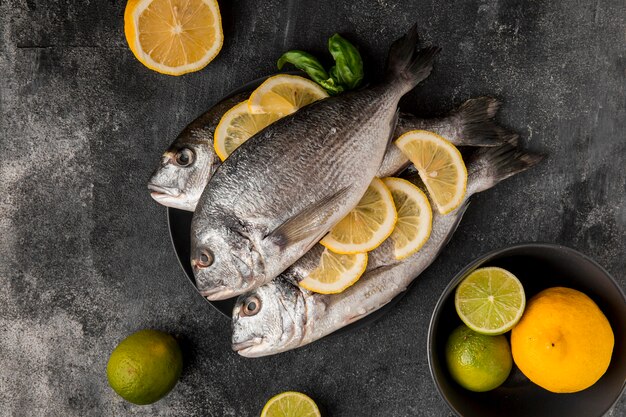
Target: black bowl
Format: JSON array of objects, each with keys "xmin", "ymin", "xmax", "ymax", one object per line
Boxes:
[{"xmin": 428, "ymin": 243, "xmax": 626, "ymax": 417}]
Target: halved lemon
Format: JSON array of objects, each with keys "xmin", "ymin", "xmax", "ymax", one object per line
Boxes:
[
  {"xmin": 248, "ymin": 74, "xmax": 329, "ymax": 116},
  {"xmin": 299, "ymin": 248, "xmax": 368, "ymax": 294},
  {"xmin": 382, "ymin": 177, "xmax": 433, "ymax": 260},
  {"xmin": 213, "ymin": 101, "xmax": 281, "ymax": 161},
  {"xmin": 395, "ymin": 130, "xmax": 467, "ymax": 214},
  {"xmin": 124, "ymin": 0, "xmax": 223, "ymax": 76},
  {"xmin": 320, "ymin": 178, "xmax": 397, "ymax": 254},
  {"xmin": 261, "ymin": 391, "xmax": 321, "ymax": 417}
]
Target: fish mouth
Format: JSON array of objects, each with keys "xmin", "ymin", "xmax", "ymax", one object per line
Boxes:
[
  {"xmin": 148, "ymin": 183, "xmax": 180, "ymax": 199},
  {"xmin": 232, "ymin": 337, "xmax": 265, "ymax": 356},
  {"xmin": 199, "ymin": 287, "xmax": 238, "ymax": 300}
]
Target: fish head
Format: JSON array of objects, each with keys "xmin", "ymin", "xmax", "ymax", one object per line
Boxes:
[
  {"xmin": 191, "ymin": 220, "xmax": 266, "ymax": 300},
  {"xmin": 148, "ymin": 138, "xmax": 218, "ymax": 211},
  {"xmin": 231, "ymin": 279, "xmax": 306, "ymax": 357}
]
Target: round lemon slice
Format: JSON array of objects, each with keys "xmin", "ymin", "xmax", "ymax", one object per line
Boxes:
[
  {"xmin": 395, "ymin": 130, "xmax": 467, "ymax": 214},
  {"xmin": 213, "ymin": 101, "xmax": 281, "ymax": 161},
  {"xmin": 299, "ymin": 248, "xmax": 368, "ymax": 294},
  {"xmin": 248, "ymin": 74, "xmax": 329, "ymax": 116},
  {"xmin": 261, "ymin": 391, "xmax": 321, "ymax": 417},
  {"xmin": 320, "ymin": 178, "xmax": 397, "ymax": 254},
  {"xmin": 382, "ymin": 177, "xmax": 433, "ymax": 260},
  {"xmin": 124, "ymin": 0, "xmax": 223, "ymax": 76}
]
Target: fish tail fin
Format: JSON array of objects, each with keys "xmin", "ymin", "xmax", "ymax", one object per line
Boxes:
[
  {"xmin": 451, "ymin": 97, "xmax": 513, "ymax": 147},
  {"xmin": 466, "ymin": 138, "xmax": 546, "ymax": 196},
  {"xmin": 385, "ymin": 24, "xmax": 441, "ymax": 95}
]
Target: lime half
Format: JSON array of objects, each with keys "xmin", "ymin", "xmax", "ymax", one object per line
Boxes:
[
  {"xmin": 261, "ymin": 391, "xmax": 321, "ymax": 417},
  {"xmin": 455, "ymin": 267, "xmax": 526, "ymax": 335}
]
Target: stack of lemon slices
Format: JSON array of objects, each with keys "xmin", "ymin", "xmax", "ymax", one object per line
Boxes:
[
  {"xmin": 303, "ymin": 131, "xmax": 467, "ymax": 294},
  {"xmin": 214, "ymin": 74, "xmax": 329, "ymax": 161},
  {"xmin": 212, "ymin": 75, "xmax": 468, "ymax": 295}
]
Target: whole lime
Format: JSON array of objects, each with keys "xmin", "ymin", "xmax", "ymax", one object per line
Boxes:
[
  {"xmin": 445, "ymin": 324, "xmax": 512, "ymax": 392},
  {"xmin": 107, "ymin": 329, "xmax": 183, "ymax": 405}
]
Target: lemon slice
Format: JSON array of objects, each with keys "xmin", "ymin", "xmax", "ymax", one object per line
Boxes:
[
  {"xmin": 455, "ymin": 267, "xmax": 526, "ymax": 335},
  {"xmin": 299, "ymin": 248, "xmax": 368, "ymax": 294},
  {"xmin": 213, "ymin": 101, "xmax": 281, "ymax": 161},
  {"xmin": 320, "ymin": 178, "xmax": 397, "ymax": 254},
  {"xmin": 261, "ymin": 391, "xmax": 321, "ymax": 417},
  {"xmin": 124, "ymin": 0, "xmax": 223, "ymax": 76},
  {"xmin": 382, "ymin": 177, "xmax": 432, "ymax": 260},
  {"xmin": 248, "ymin": 74, "xmax": 329, "ymax": 116},
  {"xmin": 395, "ymin": 130, "xmax": 467, "ymax": 214}
]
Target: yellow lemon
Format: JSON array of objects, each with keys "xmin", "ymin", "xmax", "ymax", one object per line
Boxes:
[
  {"xmin": 395, "ymin": 130, "xmax": 467, "ymax": 214},
  {"xmin": 298, "ymin": 248, "xmax": 368, "ymax": 294},
  {"xmin": 320, "ymin": 178, "xmax": 397, "ymax": 254},
  {"xmin": 248, "ymin": 74, "xmax": 329, "ymax": 116},
  {"xmin": 511, "ymin": 287, "xmax": 614, "ymax": 393},
  {"xmin": 382, "ymin": 177, "xmax": 432, "ymax": 260},
  {"xmin": 213, "ymin": 101, "xmax": 281, "ymax": 161},
  {"xmin": 124, "ymin": 0, "xmax": 223, "ymax": 75}
]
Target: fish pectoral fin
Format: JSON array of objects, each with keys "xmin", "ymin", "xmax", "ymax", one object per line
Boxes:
[{"xmin": 266, "ymin": 185, "xmax": 352, "ymax": 250}]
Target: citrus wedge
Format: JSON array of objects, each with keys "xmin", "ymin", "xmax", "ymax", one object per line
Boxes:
[
  {"xmin": 124, "ymin": 0, "xmax": 223, "ymax": 76},
  {"xmin": 248, "ymin": 74, "xmax": 329, "ymax": 116},
  {"xmin": 382, "ymin": 177, "xmax": 432, "ymax": 260},
  {"xmin": 455, "ymin": 267, "xmax": 526, "ymax": 335},
  {"xmin": 395, "ymin": 130, "xmax": 467, "ymax": 214},
  {"xmin": 214, "ymin": 101, "xmax": 281, "ymax": 161},
  {"xmin": 320, "ymin": 178, "xmax": 397, "ymax": 254},
  {"xmin": 299, "ymin": 248, "xmax": 368, "ymax": 294},
  {"xmin": 261, "ymin": 391, "xmax": 321, "ymax": 417}
]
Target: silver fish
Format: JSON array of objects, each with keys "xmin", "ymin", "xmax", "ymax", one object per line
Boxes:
[
  {"xmin": 148, "ymin": 95, "xmax": 507, "ymax": 212},
  {"xmin": 231, "ymin": 142, "xmax": 544, "ymax": 357},
  {"xmin": 191, "ymin": 26, "xmax": 442, "ymax": 300},
  {"xmin": 148, "ymin": 92, "xmax": 250, "ymax": 211}
]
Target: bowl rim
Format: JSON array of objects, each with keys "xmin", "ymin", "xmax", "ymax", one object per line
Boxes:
[{"xmin": 426, "ymin": 242, "xmax": 626, "ymax": 417}]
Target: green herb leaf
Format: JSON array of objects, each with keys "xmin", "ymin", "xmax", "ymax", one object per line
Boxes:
[
  {"xmin": 277, "ymin": 51, "xmax": 330, "ymax": 84},
  {"xmin": 328, "ymin": 34, "xmax": 364, "ymax": 90},
  {"xmin": 317, "ymin": 78, "xmax": 344, "ymax": 95}
]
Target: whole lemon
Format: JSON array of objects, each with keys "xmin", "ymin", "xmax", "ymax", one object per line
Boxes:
[
  {"xmin": 511, "ymin": 287, "xmax": 614, "ymax": 393},
  {"xmin": 107, "ymin": 329, "xmax": 183, "ymax": 405},
  {"xmin": 445, "ymin": 325, "xmax": 513, "ymax": 392}
]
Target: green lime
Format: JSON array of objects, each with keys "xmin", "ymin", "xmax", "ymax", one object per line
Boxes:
[
  {"xmin": 261, "ymin": 391, "xmax": 321, "ymax": 417},
  {"xmin": 445, "ymin": 325, "xmax": 512, "ymax": 392},
  {"xmin": 455, "ymin": 266, "xmax": 525, "ymax": 335},
  {"xmin": 107, "ymin": 329, "xmax": 182, "ymax": 405}
]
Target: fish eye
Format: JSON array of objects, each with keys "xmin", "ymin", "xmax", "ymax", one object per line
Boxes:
[
  {"xmin": 197, "ymin": 249, "xmax": 214, "ymax": 268},
  {"xmin": 242, "ymin": 296, "xmax": 261, "ymax": 317},
  {"xmin": 175, "ymin": 148, "xmax": 194, "ymax": 167}
]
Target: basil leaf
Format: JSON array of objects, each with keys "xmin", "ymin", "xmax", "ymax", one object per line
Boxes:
[
  {"xmin": 317, "ymin": 78, "xmax": 345, "ymax": 95},
  {"xmin": 277, "ymin": 51, "xmax": 329, "ymax": 84},
  {"xmin": 328, "ymin": 34, "xmax": 364, "ymax": 90}
]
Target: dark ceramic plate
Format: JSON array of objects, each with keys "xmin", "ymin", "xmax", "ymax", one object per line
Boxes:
[
  {"xmin": 167, "ymin": 75, "xmax": 409, "ymax": 329},
  {"xmin": 428, "ymin": 243, "xmax": 626, "ymax": 417}
]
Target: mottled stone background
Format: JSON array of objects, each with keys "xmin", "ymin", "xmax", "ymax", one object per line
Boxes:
[{"xmin": 0, "ymin": 0, "xmax": 624, "ymax": 415}]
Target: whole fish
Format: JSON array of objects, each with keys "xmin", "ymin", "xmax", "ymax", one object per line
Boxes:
[
  {"xmin": 231, "ymin": 142, "xmax": 544, "ymax": 357},
  {"xmin": 191, "ymin": 26, "xmax": 442, "ymax": 300},
  {"xmin": 148, "ymin": 94, "xmax": 507, "ymax": 212}
]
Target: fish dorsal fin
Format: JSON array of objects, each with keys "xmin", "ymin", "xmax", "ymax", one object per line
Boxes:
[{"xmin": 266, "ymin": 185, "xmax": 352, "ymax": 250}]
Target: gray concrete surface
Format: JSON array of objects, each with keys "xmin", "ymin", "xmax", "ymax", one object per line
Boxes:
[{"xmin": 1, "ymin": 0, "xmax": 624, "ymax": 415}]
